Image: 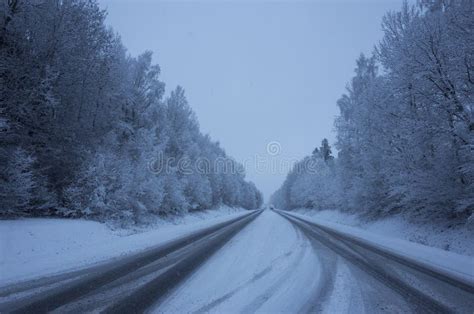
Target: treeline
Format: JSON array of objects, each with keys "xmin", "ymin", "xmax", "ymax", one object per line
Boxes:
[
  {"xmin": 0, "ymin": 0, "xmax": 262, "ymax": 223},
  {"xmin": 272, "ymin": 1, "xmax": 473, "ymax": 223}
]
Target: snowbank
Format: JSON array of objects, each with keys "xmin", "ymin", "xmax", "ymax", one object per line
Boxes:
[
  {"xmin": 0, "ymin": 207, "xmax": 248, "ymax": 286},
  {"xmin": 286, "ymin": 210, "xmax": 474, "ymax": 285},
  {"xmin": 293, "ymin": 208, "xmax": 474, "ymax": 256}
]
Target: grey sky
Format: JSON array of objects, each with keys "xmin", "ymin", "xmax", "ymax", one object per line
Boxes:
[{"xmin": 99, "ymin": 0, "xmax": 405, "ymax": 201}]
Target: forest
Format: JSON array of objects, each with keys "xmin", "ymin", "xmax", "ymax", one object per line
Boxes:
[
  {"xmin": 0, "ymin": 0, "xmax": 263, "ymax": 224},
  {"xmin": 271, "ymin": 1, "xmax": 473, "ymax": 224}
]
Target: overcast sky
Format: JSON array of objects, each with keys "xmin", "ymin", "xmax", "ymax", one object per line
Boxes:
[{"xmin": 99, "ymin": 0, "xmax": 405, "ymax": 201}]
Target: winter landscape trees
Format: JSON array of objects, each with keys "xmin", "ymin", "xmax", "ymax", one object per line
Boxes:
[
  {"xmin": 0, "ymin": 0, "xmax": 262, "ymax": 223},
  {"xmin": 272, "ymin": 1, "xmax": 473, "ymax": 223},
  {"xmin": 2, "ymin": 0, "xmax": 472, "ymax": 225}
]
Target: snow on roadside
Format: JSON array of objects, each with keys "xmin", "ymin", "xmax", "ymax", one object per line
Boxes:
[
  {"xmin": 0, "ymin": 206, "xmax": 248, "ymax": 286},
  {"xmin": 286, "ymin": 210, "xmax": 474, "ymax": 284},
  {"xmin": 293, "ymin": 208, "xmax": 474, "ymax": 257},
  {"xmin": 111, "ymin": 206, "xmax": 246, "ymax": 236}
]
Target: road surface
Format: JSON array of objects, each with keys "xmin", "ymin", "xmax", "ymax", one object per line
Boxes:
[{"xmin": 0, "ymin": 209, "xmax": 473, "ymax": 313}]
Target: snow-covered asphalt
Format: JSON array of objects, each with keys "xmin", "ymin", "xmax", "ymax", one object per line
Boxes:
[
  {"xmin": 157, "ymin": 210, "xmax": 474, "ymax": 313},
  {"xmin": 156, "ymin": 209, "xmax": 323, "ymax": 313},
  {"xmin": 1, "ymin": 209, "xmax": 473, "ymax": 313},
  {"xmin": 0, "ymin": 212, "xmax": 260, "ymax": 313}
]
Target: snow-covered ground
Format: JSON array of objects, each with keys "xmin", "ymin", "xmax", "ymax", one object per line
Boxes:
[
  {"xmin": 293, "ymin": 208, "xmax": 474, "ymax": 257},
  {"xmin": 2, "ymin": 208, "xmax": 471, "ymax": 312},
  {"xmin": 287, "ymin": 209, "xmax": 474, "ymax": 285},
  {"xmin": 0, "ymin": 207, "xmax": 247, "ymax": 286},
  {"xmin": 156, "ymin": 210, "xmax": 323, "ymax": 313}
]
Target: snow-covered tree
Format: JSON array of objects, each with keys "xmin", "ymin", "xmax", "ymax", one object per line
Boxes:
[
  {"xmin": 273, "ymin": 1, "xmax": 473, "ymax": 224},
  {"xmin": 1, "ymin": 0, "xmax": 262, "ymax": 223},
  {"xmin": 0, "ymin": 148, "xmax": 36, "ymax": 214}
]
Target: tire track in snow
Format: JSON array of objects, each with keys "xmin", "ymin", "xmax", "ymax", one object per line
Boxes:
[
  {"xmin": 0, "ymin": 211, "xmax": 261, "ymax": 313},
  {"xmin": 238, "ymin": 226, "xmax": 310, "ymax": 313},
  {"xmin": 242, "ymin": 220, "xmax": 333, "ymax": 313},
  {"xmin": 277, "ymin": 210, "xmax": 454, "ymax": 313},
  {"xmin": 295, "ymin": 225, "xmax": 338, "ymax": 313},
  {"xmin": 156, "ymin": 210, "xmax": 322, "ymax": 313},
  {"xmin": 193, "ymin": 250, "xmax": 293, "ymax": 313}
]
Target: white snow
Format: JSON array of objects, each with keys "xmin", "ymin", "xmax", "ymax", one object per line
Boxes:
[
  {"xmin": 285, "ymin": 210, "xmax": 474, "ymax": 286},
  {"xmin": 156, "ymin": 210, "xmax": 322, "ymax": 313},
  {"xmin": 0, "ymin": 207, "xmax": 248, "ymax": 286},
  {"xmin": 292, "ymin": 208, "xmax": 474, "ymax": 257},
  {"xmin": 321, "ymin": 260, "xmax": 364, "ymax": 314}
]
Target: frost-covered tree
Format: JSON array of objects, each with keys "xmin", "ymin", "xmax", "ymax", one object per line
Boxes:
[
  {"xmin": 271, "ymin": 139, "xmax": 339, "ymax": 210},
  {"xmin": 0, "ymin": 148, "xmax": 35, "ymax": 214},
  {"xmin": 273, "ymin": 1, "xmax": 473, "ymax": 223},
  {"xmin": 1, "ymin": 0, "xmax": 262, "ymax": 223}
]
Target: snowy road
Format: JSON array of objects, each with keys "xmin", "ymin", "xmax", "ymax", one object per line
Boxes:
[
  {"xmin": 1, "ymin": 209, "xmax": 473, "ymax": 313},
  {"xmin": 156, "ymin": 209, "xmax": 323, "ymax": 313},
  {"xmin": 157, "ymin": 210, "xmax": 474, "ymax": 313},
  {"xmin": 0, "ymin": 211, "xmax": 260, "ymax": 313},
  {"xmin": 277, "ymin": 211, "xmax": 474, "ymax": 313}
]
